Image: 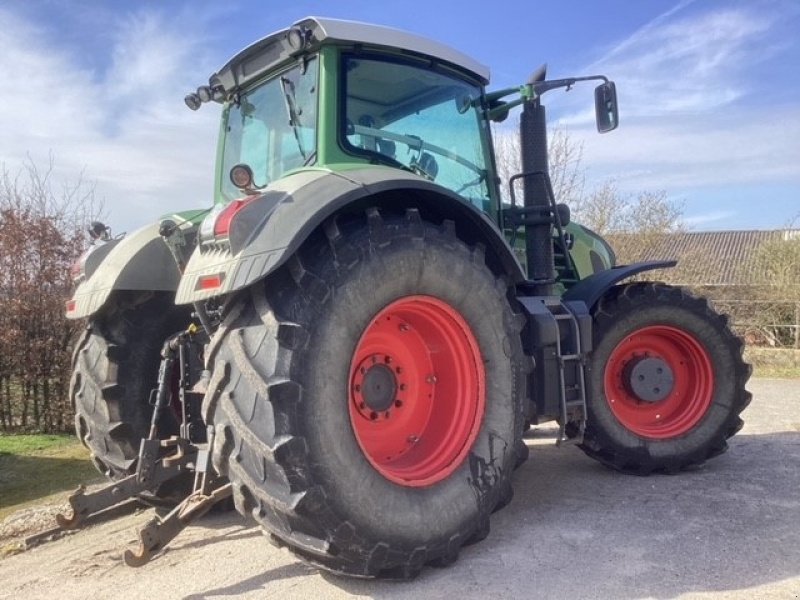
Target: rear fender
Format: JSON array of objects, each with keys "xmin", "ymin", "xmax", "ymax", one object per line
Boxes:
[
  {"xmin": 175, "ymin": 167, "xmax": 526, "ymax": 304},
  {"xmin": 66, "ymin": 223, "xmax": 187, "ymax": 319}
]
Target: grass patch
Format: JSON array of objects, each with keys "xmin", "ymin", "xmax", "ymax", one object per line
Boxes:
[
  {"xmin": 745, "ymin": 347, "xmax": 800, "ymax": 379},
  {"xmin": 0, "ymin": 434, "xmax": 101, "ymax": 521},
  {"xmin": 0, "ymin": 434, "xmax": 77, "ymax": 455}
]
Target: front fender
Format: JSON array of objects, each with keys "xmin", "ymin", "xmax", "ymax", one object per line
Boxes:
[
  {"xmin": 175, "ymin": 167, "xmax": 526, "ymax": 304},
  {"xmin": 562, "ymin": 260, "xmax": 677, "ymax": 310}
]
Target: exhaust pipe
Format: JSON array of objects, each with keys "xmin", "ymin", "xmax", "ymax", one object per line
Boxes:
[{"xmin": 520, "ymin": 99, "xmax": 555, "ymax": 295}]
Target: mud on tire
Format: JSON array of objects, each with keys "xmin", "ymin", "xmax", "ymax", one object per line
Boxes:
[
  {"xmin": 577, "ymin": 282, "xmax": 752, "ymax": 474},
  {"xmin": 70, "ymin": 292, "xmax": 191, "ymax": 492},
  {"xmin": 203, "ymin": 208, "xmax": 529, "ymax": 577}
]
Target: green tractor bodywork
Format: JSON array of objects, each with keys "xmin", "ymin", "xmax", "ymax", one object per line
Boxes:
[{"xmin": 67, "ymin": 17, "xmax": 614, "ymax": 318}]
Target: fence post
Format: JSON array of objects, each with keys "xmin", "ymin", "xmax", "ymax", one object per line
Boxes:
[{"xmin": 795, "ymin": 302, "xmax": 800, "ymax": 349}]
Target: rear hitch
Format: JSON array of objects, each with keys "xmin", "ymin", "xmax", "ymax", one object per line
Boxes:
[
  {"xmin": 124, "ymin": 426, "xmax": 231, "ymax": 567},
  {"xmin": 55, "ymin": 437, "xmax": 193, "ymax": 530},
  {"xmin": 124, "ymin": 482, "xmax": 232, "ymax": 566},
  {"xmin": 55, "ymin": 323, "xmax": 230, "ymax": 565}
]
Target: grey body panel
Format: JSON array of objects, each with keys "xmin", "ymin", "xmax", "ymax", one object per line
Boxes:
[
  {"xmin": 210, "ymin": 16, "xmax": 489, "ymax": 98},
  {"xmin": 175, "ymin": 167, "xmax": 524, "ymax": 305},
  {"xmin": 81, "ymin": 238, "xmax": 122, "ymax": 281},
  {"xmin": 66, "ymin": 223, "xmax": 183, "ymax": 319}
]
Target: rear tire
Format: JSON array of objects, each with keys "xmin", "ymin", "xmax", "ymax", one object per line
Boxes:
[
  {"xmin": 578, "ymin": 283, "xmax": 751, "ymax": 474},
  {"xmin": 204, "ymin": 208, "xmax": 528, "ymax": 577},
  {"xmin": 70, "ymin": 292, "xmax": 191, "ymax": 495}
]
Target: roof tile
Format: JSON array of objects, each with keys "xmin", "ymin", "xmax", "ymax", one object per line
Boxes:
[{"xmin": 605, "ymin": 230, "xmax": 785, "ymax": 286}]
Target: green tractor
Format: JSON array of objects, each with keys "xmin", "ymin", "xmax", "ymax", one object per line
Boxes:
[{"xmin": 63, "ymin": 17, "xmax": 750, "ymax": 577}]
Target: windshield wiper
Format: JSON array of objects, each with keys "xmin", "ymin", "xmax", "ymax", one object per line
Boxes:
[{"xmin": 280, "ymin": 76, "xmax": 308, "ymax": 161}]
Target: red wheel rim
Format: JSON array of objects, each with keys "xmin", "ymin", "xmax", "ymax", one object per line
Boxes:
[
  {"xmin": 348, "ymin": 295, "xmax": 485, "ymax": 487},
  {"xmin": 604, "ymin": 325, "xmax": 714, "ymax": 439}
]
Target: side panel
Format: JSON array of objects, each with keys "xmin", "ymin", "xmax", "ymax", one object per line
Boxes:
[
  {"xmin": 566, "ymin": 222, "xmax": 617, "ymax": 279},
  {"xmin": 175, "ymin": 167, "xmax": 526, "ymax": 304}
]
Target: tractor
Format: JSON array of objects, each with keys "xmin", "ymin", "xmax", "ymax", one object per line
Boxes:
[{"xmin": 62, "ymin": 17, "xmax": 750, "ymax": 577}]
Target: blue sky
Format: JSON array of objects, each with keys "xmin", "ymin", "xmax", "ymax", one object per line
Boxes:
[{"xmin": 1, "ymin": 0, "xmax": 798, "ymax": 231}]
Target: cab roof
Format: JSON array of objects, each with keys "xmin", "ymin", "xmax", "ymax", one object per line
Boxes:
[{"xmin": 209, "ymin": 16, "xmax": 490, "ymax": 95}]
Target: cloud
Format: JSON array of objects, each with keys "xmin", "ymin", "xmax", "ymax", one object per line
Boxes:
[
  {"xmin": 683, "ymin": 210, "xmax": 737, "ymax": 227},
  {"xmin": 0, "ymin": 6, "xmax": 222, "ymax": 230},
  {"xmin": 586, "ymin": 3, "xmax": 777, "ymax": 117},
  {"xmin": 548, "ymin": 1, "xmax": 799, "ymax": 221},
  {"xmin": 574, "ymin": 105, "xmax": 800, "ymax": 190}
]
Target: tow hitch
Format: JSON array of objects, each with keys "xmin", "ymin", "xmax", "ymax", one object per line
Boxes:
[{"xmin": 122, "ymin": 426, "xmax": 231, "ymax": 567}]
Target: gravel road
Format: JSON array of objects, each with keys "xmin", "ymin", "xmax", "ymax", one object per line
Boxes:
[{"xmin": 1, "ymin": 378, "xmax": 798, "ymax": 600}]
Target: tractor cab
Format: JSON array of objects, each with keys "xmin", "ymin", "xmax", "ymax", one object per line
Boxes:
[{"xmin": 193, "ymin": 17, "xmax": 498, "ymax": 213}]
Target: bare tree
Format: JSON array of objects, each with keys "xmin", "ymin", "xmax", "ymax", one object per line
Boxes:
[
  {"xmin": 493, "ymin": 124, "xmax": 585, "ymax": 205},
  {"xmin": 746, "ymin": 221, "xmax": 800, "ymax": 348},
  {"xmin": 492, "ymin": 121, "xmax": 683, "ymax": 238},
  {"xmin": 0, "ymin": 157, "xmax": 103, "ymax": 431},
  {"xmin": 571, "ymin": 179, "xmax": 623, "ymax": 235}
]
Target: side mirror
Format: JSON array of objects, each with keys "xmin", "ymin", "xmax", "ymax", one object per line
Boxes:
[{"xmin": 594, "ymin": 81, "xmax": 619, "ymax": 133}]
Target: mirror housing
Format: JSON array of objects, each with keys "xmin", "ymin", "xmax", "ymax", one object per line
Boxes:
[{"xmin": 594, "ymin": 81, "xmax": 619, "ymax": 133}]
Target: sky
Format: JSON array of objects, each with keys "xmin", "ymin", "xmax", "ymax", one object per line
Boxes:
[{"xmin": 0, "ymin": 0, "xmax": 798, "ymax": 232}]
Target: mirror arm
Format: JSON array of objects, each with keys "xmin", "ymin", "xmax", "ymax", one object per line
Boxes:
[
  {"xmin": 486, "ymin": 96, "xmax": 526, "ymax": 121},
  {"xmin": 531, "ymin": 74, "xmax": 608, "ymax": 96},
  {"xmin": 484, "ymin": 74, "xmax": 614, "ymax": 124},
  {"xmin": 484, "ymin": 86, "xmax": 523, "ymax": 103}
]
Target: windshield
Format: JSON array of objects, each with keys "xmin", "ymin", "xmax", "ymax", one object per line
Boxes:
[
  {"xmin": 342, "ymin": 56, "xmax": 490, "ymax": 209},
  {"xmin": 220, "ymin": 57, "xmax": 318, "ymax": 202}
]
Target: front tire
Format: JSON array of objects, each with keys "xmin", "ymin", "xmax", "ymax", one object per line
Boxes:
[
  {"xmin": 578, "ymin": 283, "xmax": 751, "ymax": 474},
  {"xmin": 204, "ymin": 208, "xmax": 528, "ymax": 577}
]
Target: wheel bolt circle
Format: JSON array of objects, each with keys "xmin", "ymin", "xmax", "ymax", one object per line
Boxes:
[{"xmin": 352, "ymin": 354, "xmax": 404, "ymax": 419}]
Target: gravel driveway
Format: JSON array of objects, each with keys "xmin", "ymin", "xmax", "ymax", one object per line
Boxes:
[{"xmin": 1, "ymin": 378, "xmax": 798, "ymax": 600}]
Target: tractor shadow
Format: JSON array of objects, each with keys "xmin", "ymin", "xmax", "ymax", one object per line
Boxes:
[
  {"xmin": 181, "ymin": 561, "xmax": 316, "ymax": 600},
  {"xmin": 326, "ymin": 429, "xmax": 800, "ymax": 599}
]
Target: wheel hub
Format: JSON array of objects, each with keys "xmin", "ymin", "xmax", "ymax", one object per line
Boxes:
[
  {"xmin": 604, "ymin": 325, "xmax": 715, "ymax": 439},
  {"xmin": 624, "ymin": 356, "xmax": 674, "ymax": 403},
  {"xmin": 360, "ymin": 363, "xmax": 397, "ymax": 412},
  {"xmin": 351, "ymin": 354, "xmax": 406, "ymax": 420}
]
